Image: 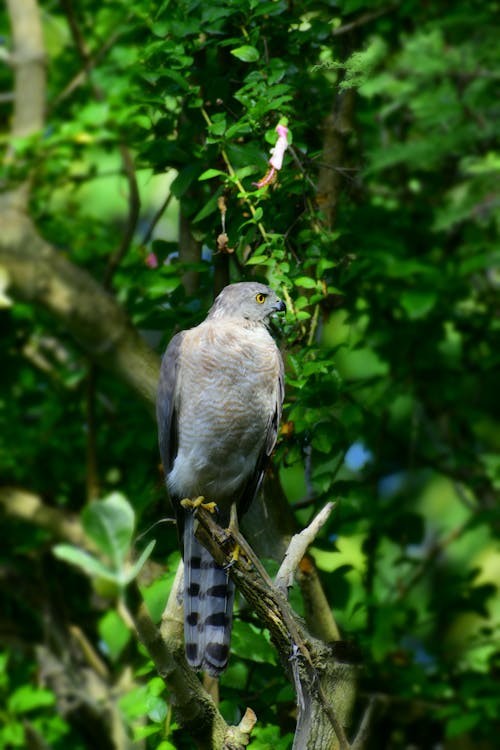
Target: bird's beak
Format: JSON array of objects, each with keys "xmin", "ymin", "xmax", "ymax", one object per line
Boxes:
[{"xmin": 273, "ymin": 299, "xmax": 286, "ymax": 313}]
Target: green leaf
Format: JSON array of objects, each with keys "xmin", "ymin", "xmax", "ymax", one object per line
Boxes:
[
  {"xmin": 198, "ymin": 168, "xmax": 226, "ymax": 181},
  {"xmin": 245, "ymin": 254, "xmax": 272, "ymax": 266},
  {"xmin": 53, "ymin": 544, "xmax": 116, "ymax": 581},
  {"xmin": 170, "ymin": 164, "xmax": 200, "ymax": 197},
  {"xmin": 230, "ymin": 45, "xmax": 259, "ymax": 63},
  {"xmin": 446, "ymin": 712, "xmax": 482, "ymax": 738},
  {"xmin": 192, "ymin": 191, "xmax": 222, "ymax": 223},
  {"xmin": 141, "ymin": 563, "xmax": 179, "ymax": 622},
  {"xmin": 0, "ymin": 720, "xmax": 24, "ymax": 746},
  {"xmin": 147, "ymin": 695, "xmax": 168, "ymax": 723},
  {"xmin": 8, "ymin": 685, "xmax": 55, "ymax": 714},
  {"xmin": 82, "ymin": 492, "xmax": 135, "ymax": 568},
  {"xmin": 400, "ymin": 290, "xmax": 437, "ymax": 319},
  {"xmin": 231, "ymin": 620, "xmax": 276, "ymax": 664},
  {"xmin": 98, "ymin": 610, "xmax": 132, "ymax": 662},
  {"xmin": 312, "ymin": 422, "xmax": 335, "ymax": 453},
  {"xmin": 124, "ymin": 539, "xmax": 156, "ymax": 584},
  {"xmin": 294, "ymin": 276, "xmax": 318, "ymax": 289}
]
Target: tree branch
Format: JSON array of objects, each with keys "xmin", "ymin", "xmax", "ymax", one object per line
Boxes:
[
  {"xmin": 135, "ymin": 566, "xmax": 257, "ymax": 750},
  {"xmin": 316, "ymin": 88, "xmax": 356, "ymax": 230},
  {"xmin": 5, "ymin": 0, "xmax": 46, "ymax": 140},
  {"xmin": 58, "ymin": 1, "xmax": 141, "ymax": 289},
  {"xmin": 0, "ymin": 199, "xmax": 159, "ymax": 409},
  {"xmin": 275, "ymin": 501, "xmax": 335, "ymax": 592},
  {"xmin": 0, "ymin": 486, "xmax": 88, "ymax": 547},
  {"xmin": 194, "ymin": 507, "xmax": 358, "ymax": 750}
]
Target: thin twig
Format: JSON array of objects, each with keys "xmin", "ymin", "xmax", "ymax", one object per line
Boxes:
[
  {"xmin": 60, "ymin": 1, "xmax": 140, "ymax": 288},
  {"xmin": 307, "ymin": 302, "xmax": 321, "ymax": 346},
  {"xmin": 141, "ymin": 191, "xmax": 174, "ymax": 246},
  {"xmin": 85, "ymin": 362, "xmax": 100, "ymax": 502},
  {"xmin": 351, "ymin": 696, "xmax": 378, "ymax": 750},
  {"xmin": 331, "ymin": 6, "xmax": 393, "ymax": 36},
  {"xmin": 395, "ymin": 520, "xmax": 470, "ymax": 601},
  {"xmin": 51, "ymin": 11, "xmax": 131, "ymax": 108},
  {"xmin": 103, "ymin": 144, "xmax": 141, "ymax": 288}
]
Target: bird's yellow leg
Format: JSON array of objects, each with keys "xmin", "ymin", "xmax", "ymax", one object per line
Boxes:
[
  {"xmin": 225, "ymin": 503, "xmax": 265, "ymax": 573},
  {"xmin": 180, "ymin": 496, "xmax": 218, "ymax": 513},
  {"xmin": 227, "ymin": 504, "xmax": 241, "ymax": 565}
]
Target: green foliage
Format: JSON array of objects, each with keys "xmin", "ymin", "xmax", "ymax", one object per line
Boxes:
[
  {"xmin": 1, "ymin": 0, "xmax": 499, "ymax": 747},
  {"xmin": 0, "ymin": 652, "xmax": 71, "ymax": 749},
  {"xmin": 54, "ymin": 492, "xmax": 155, "ymax": 594}
]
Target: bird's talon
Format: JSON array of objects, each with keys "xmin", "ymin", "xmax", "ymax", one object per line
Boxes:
[
  {"xmin": 180, "ymin": 496, "xmax": 218, "ymax": 514},
  {"xmin": 224, "ymin": 543, "xmax": 241, "ymax": 571}
]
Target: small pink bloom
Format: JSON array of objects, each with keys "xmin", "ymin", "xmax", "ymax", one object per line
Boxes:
[
  {"xmin": 269, "ymin": 123, "xmax": 289, "ymax": 170},
  {"xmin": 253, "ymin": 121, "xmax": 289, "ymax": 188}
]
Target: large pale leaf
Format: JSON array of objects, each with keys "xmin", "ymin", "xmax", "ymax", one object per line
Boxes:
[
  {"xmin": 82, "ymin": 493, "xmax": 135, "ymax": 568},
  {"xmin": 53, "ymin": 544, "xmax": 116, "ymax": 582}
]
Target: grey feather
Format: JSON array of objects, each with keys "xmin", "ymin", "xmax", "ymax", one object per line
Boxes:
[
  {"xmin": 183, "ymin": 513, "xmax": 234, "ymax": 675},
  {"xmin": 157, "ymin": 331, "xmax": 184, "ymax": 478}
]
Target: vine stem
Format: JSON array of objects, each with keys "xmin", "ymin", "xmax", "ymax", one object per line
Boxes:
[
  {"xmin": 200, "ymin": 107, "xmax": 302, "ymax": 324},
  {"xmin": 200, "ymin": 107, "xmax": 268, "ymax": 242}
]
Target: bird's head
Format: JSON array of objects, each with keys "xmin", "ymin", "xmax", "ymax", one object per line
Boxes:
[{"xmin": 207, "ymin": 282, "xmax": 286, "ymax": 323}]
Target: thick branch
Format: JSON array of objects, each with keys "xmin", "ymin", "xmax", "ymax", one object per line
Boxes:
[
  {"xmin": 0, "ymin": 198, "xmax": 159, "ymax": 409},
  {"xmin": 0, "ymin": 487, "xmax": 87, "ymax": 547},
  {"xmin": 136, "ymin": 597, "xmax": 229, "ymax": 750},
  {"xmin": 140, "ymin": 567, "xmax": 255, "ymax": 750},
  {"xmin": 194, "ymin": 507, "xmax": 358, "ymax": 750},
  {"xmin": 6, "ymin": 0, "xmax": 46, "ymax": 139},
  {"xmin": 316, "ymin": 89, "xmax": 356, "ymax": 230}
]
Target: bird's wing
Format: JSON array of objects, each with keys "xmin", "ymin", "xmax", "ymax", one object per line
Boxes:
[
  {"xmin": 156, "ymin": 330, "xmax": 185, "ymax": 484},
  {"xmin": 237, "ymin": 347, "xmax": 285, "ymax": 518}
]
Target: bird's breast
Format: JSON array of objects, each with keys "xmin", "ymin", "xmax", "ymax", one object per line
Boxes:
[{"xmin": 167, "ymin": 321, "xmax": 281, "ymax": 503}]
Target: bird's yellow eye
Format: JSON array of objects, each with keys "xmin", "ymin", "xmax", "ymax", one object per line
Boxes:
[{"xmin": 256, "ymin": 293, "xmax": 266, "ymax": 304}]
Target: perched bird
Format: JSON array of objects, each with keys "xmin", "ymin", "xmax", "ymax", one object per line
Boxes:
[{"xmin": 157, "ymin": 282, "xmax": 285, "ymax": 676}]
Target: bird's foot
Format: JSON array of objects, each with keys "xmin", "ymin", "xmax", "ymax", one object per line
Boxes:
[
  {"xmin": 181, "ymin": 496, "xmax": 218, "ymax": 514},
  {"xmin": 224, "ymin": 543, "xmax": 241, "ymax": 570}
]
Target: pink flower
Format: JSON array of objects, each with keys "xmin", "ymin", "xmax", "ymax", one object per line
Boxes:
[
  {"xmin": 253, "ymin": 121, "xmax": 289, "ymax": 189},
  {"xmin": 145, "ymin": 252, "xmax": 159, "ymax": 268}
]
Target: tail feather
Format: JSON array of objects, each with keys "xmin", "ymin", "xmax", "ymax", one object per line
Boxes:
[{"xmin": 183, "ymin": 513, "xmax": 234, "ymax": 676}]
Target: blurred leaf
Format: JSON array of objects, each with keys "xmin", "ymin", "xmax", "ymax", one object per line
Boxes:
[
  {"xmin": 230, "ymin": 45, "xmax": 259, "ymax": 62},
  {"xmin": 53, "ymin": 544, "xmax": 116, "ymax": 581},
  {"xmin": 8, "ymin": 685, "xmax": 55, "ymax": 714},
  {"xmin": 400, "ymin": 290, "xmax": 438, "ymax": 319},
  {"xmin": 445, "ymin": 712, "xmax": 481, "ymax": 738},
  {"xmin": 82, "ymin": 493, "xmax": 135, "ymax": 569},
  {"xmin": 98, "ymin": 610, "xmax": 132, "ymax": 662},
  {"xmin": 124, "ymin": 539, "xmax": 156, "ymax": 583},
  {"xmin": 231, "ymin": 621, "xmax": 276, "ymax": 665}
]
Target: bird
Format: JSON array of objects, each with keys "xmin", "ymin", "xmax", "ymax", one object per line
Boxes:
[{"xmin": 156, "ymin": 281, "xmax": 285, "ymax": 676}]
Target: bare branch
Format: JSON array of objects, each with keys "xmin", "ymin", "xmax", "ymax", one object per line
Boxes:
[
  {"xmin": 141, "ymin": 191, "xmax": 174, "ymax": 246},
  {"xmin": 0, "ymin": 486, "xmax": 88, "ymax": 548},
  {"xmin": 275, "ymin": 501, "xmax": 335, "ymax": 592},
  {"xmin": 0, "ymin": 199, "xmax": 159, "ymax": 409},
  {"xmin": 331, "ymin": 7, "xmax": 393, "ymax": 36},
  {"xmin": 103, "ymin": 144, "xmax": 141, "ymax": 288},
  {"xmin": 351, "ymin": 696, "xmax": 379, "ymax": 750},
  {"xmin": 298, "ymin": 557, "xmax": 341, "ymax": 643},
  {"xmin": 136, "ymin": 567, "xmax": 256, "ymax": 750},
  {"xmin": 194, "ymin": 507, "xmax": 357, "ymax": 750}
]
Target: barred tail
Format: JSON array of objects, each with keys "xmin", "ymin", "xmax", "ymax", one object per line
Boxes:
[{"xmin": 183, "ymin": 513, "xmax": 235, "ymax": 676}]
